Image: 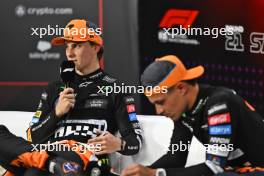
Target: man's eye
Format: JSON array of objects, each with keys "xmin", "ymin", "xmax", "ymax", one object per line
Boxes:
[
  {"xmin": 77, "ymin": 43, "xmax": 82, "ymax": 47},
  {"xmin": 65, "ymin": 43, "xmax": 82, "ymax": 49},
  {"xmin": 65, "ymin": 44, "xmax": 70, "ymax": 49},
  {"xmin": 72, "ymin": 43, "xmax": 78, "ymax": 48}
]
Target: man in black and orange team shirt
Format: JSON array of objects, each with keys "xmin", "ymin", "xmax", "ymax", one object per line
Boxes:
[
  {"xmin": 121, "ymin": 55, "xmax": 264, "ymax": 176},
  {"xmin": 0, "ymin": 18, "xmax": 142, "ymax": 176},
  {"xmin": 28, "ymin": 19, "xmax": 142, "ymax": 156}
]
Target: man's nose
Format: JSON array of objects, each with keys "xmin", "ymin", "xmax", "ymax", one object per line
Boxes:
[{"xmin": 66, "ymin": 48, "xmax": 75, "ymax": 59}]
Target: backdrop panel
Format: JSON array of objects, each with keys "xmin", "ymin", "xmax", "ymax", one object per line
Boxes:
[
  {"xmin": 0, "ymin": 0, "xmax": 98, "ymax": 111},
  {"xmin": 138, "ymin": 0, "xmax": 264, "ymax": 115}
]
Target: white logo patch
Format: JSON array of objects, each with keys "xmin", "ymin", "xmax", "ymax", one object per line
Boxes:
[{"xmin": 208, "ymin": 104, "xmax": 227, "ymax": 115}]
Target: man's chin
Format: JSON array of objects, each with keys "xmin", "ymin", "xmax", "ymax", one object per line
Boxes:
[
  {"xmin": 160, "ymin": 114, "xmax": 180, "ymax": 121},
  {"xmin": 170, "ymin": 115, "xmax": 181, "ymax": 121},
  {"xmin": 75, "ymin": 67, "xmax": 84, "ymax": 75}
]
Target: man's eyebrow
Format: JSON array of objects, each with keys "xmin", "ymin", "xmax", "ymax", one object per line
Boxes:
[{"xmin": 65, "ymin": 41, "xmax": 84, "ymax": 44}]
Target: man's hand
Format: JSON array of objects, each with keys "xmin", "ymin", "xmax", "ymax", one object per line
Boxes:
[
  {"xmin": 87, "ymin": 131, "xmax": 121, "ymax": 155},
  {"xmin": 121, "ymin": 164, "xmax": 156, "ymax": 176},
  {"xmin": 55, "ymin": 88, "xmax": 75, "ymax": 117}
]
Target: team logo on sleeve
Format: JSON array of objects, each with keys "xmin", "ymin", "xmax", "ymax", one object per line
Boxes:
[
  {"xmin": 208, "ymin": 104, "xmax": 227, "ymax": 115},
  {"xmin": 208, "ymin": 113, "xmax": 231, "ymax": 126},
  {"xmin": 128, "ymin": 113, "xmax": 137, "ymax": 121},
  {"xmin": 37, "ymin": 100, "xmax": 43, "ymax": 109},
  {"xmin": 209, "ymin": 125, "xmax": 232, "ymax": 135},
  {"xmin": 41, "ymin": 92, "xmax": 48, "ymax": 100},
  {"xmin": 124, "ymin": 96, "xmax": 135, "ymax": 104},
  {"xmin": 31, "ymin": 117, "xmax": 40, "ymax": 124},
  {"xmin": 127, "ymin": 104, "xmax": 135, "ymax": 113},
  {"xmin": 34, "ymin": 111, "xmax": 42, "ymax": 118},
  {"xmin": 209, "ymin": 137, "xmax": 230, "ymax": 144}
]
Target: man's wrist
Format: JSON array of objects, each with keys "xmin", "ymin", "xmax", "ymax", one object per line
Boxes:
[
  {"xmin": 150, "ymin": 168, "xmax": 156, "ymax": 176},
  {"xmin": 55, "ymin": 108, "xmax": 63, "ymax": 118}
]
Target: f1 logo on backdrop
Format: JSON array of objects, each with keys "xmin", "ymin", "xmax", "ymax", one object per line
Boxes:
[{"xmin": 159, "ymin": 9, "xmax": 199, "ymax": 28}]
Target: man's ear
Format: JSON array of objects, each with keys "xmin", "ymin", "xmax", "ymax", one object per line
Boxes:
[
  {"xmin": 176, "ymin": 82, "xmax": 188, "ymax": 95},
  {"xmin": 93, "ymin": 44, "xmax": 101, "ymax": 53}
]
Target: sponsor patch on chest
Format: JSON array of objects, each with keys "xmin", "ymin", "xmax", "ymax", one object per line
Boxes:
[{"xmin": 84, "ymin": 99, "xmax": 108, "ymax": 109}]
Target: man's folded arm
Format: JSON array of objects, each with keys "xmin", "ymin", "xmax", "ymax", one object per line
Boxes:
[
  {"xmin": 27, "ymin": 82, "xmax": 61, "ymax": 143},
  {"xmin": 114, "ymin": 94, "xmax": 143, "ymax": 155}
]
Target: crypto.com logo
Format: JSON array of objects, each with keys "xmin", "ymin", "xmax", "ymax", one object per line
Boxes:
[
  {"xmin": 15, "ymin": 5, "xmax": 26, "ymax": 17},
  {"xmin": 159, "ymin": 9, "xmax": 199, "ymax": 28}
]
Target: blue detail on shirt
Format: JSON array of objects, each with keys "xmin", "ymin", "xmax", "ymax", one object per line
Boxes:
[{"xmin": 209, "ymin": 125, "xmax": 232, "ymax": 135}]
